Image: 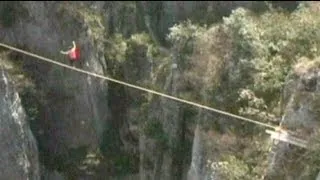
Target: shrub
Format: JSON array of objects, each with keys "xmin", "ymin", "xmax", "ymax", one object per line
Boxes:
[
  {"xmin": 167, "ymin": 20, "xmax": 206, "ymax": 69},
  {"xmin": 224, "ymin": 6, "xmax": 320, "ymax": 97},
  {"xmin": 206, "ymin": 155, "xmax": 252, "ymax": 180},
  {"xmin": 187, "ymin": 5, "xmax": 320, "ymax": 122},
  {"xmin": 20, "ymin": 86, "xmax": 40, "ymax": 122},
  {"xmin": 143, "ymin": 120, "xmax": 168, "ymax": 148}
]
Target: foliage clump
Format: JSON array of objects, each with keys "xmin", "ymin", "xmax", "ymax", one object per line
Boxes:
[
  {"xmin": 167, "ymin": 20, "xmax": 206, "ymax": 69},
  {"xmin": 142, "ymin": 120, "xmax": 168, "ymax": 148},
  {"xmin": 184, "ymin": 5, "xmax": 320, "ymax": 124},
  {"xmin": 171, "ymin": 4, "xmax": 320, "ymax": 180}
]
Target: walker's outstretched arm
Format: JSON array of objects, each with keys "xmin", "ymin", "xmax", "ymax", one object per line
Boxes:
[
  {"xmin": 60, "ymin": 41, "xmax": 76, "ymax": 55},
  {"xmin": 60, "ymin": 50, "xmax": 69, "ymax": 55}
]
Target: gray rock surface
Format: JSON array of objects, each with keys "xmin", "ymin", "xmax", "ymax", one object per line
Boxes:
[
  {"xmin": 264, "ymin": 60, "xmax": 320, "ymax": 180},
  {"xmin": 0, "ymin": 1, "xmax": 108, "ymax": 157},
  {"xmin": 0, "ymin": 68, "xmax": 40, "ymax": 179}
]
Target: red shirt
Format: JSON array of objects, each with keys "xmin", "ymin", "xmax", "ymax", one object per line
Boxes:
[{"xmin": 68, "ymin": 47, "xmax": 80, "ymax": 61}]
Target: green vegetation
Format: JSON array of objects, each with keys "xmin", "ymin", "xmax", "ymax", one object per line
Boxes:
[
  {"xmin": 167, "ymin": 4, "xmax": 320, "ymax": 179},
  {"xmin": 218, "ymin": 155, "xmax": 251, "ymax": 180},
  {"xmin": 0, "ymin": 51, "xmax": 41, "ymax": 124},
  {"xmin": 112, "ymin": 152, "xmax": 139, "ymax": 175},
  {"xmin": 3, "ymin": 1, "xmax": 320, "ymax": 179},
  {"xmin": 143, "ymin": 120, "xmax": 168, "ymax": 148},
  {"xmin": 225, "ymin": 5, "xmax": 320, "ymax": 97},
  {"xmin": 20, "ymin": 86, "xmax": 40, "ymax": 122},
  {"xmin": 58, "ymin": 3, "xmax": 105, "ymax": 41},
  {"xmin": 303, "ymin": 130, "xmax": 320, "ymax": 178},
  {"xmin": 167, "ymin": 20, "xmax": 206, "ymax": 70},
  {"xmin": 174, "ymin": 4, "xmax": 320, "ymax": 127}
]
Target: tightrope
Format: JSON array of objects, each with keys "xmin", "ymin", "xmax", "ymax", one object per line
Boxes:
[{"xmin": 0, "ymin": 42, "xmax": 278, "ymax": 130}]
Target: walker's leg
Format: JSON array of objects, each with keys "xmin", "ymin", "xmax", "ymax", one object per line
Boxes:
[
  {"xmin": 79, "ymin": 60, "xmax": 83, "ymax": 68},
  {"xmin": 69, "ymin": 60, "xmax": 74, "ymax": 67}
]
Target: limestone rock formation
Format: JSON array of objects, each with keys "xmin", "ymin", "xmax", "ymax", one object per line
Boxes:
[{"xmin": 0, "ymin": 68, "xmax": 40, "ymax": 179}]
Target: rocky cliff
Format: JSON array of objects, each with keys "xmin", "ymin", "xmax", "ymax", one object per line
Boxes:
[
  {"xmin": 264, "ymin": 58, "xmax": 320, "ymax": 180},
  {"xmin": 0, "ymin": 2, "xmax": 111, "ymax": 179},
  {"xmin": 0, "ymin": 1, "xmax": 309, "ymax": 180},
  {"xmin": 0, "ymin": 68, "xmax": 40, "ymax": 179}
]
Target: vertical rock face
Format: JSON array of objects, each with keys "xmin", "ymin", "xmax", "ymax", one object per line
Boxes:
[
  {"xmin": 136, "ymin": 47, "xmax": 190, "ymax": 180},
  {"xmin": 160, "ymin": 61, "xmax": 185, "ymax": 180},
  {"xmin": 0, "ymin": 1, "xmax": 303, "ymax": 179},
  {"xmin": 138, "ymin": 63, "xmax": 182, "ymax": 180},
  {"xmin": 0, "ymin": 1, "xmax": 108, "ymax": 158},
  {"xmin": 0, "ymin": 69, "xmax": 40, "ymax": 179},
  {"xmin": 264, "ymin": 59, "xmax": 320, "ymax": 180},
  {"xmin": 187, "ymin": 124, "xmax": 205, "ymax": 180}
]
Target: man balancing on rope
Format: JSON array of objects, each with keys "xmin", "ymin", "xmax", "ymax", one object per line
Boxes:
[{"xmin": 60, "ymin": 41, "xmax": 82, "ymax": 67}]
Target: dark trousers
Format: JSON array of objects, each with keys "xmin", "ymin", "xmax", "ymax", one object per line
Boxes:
[
  {"xmin": 69, "ymin": 59, "xmax": 74, "ymax": 67},
  {"xmin": 69, "ymin": 59, "xmax": 83, "ymax": 68}
]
